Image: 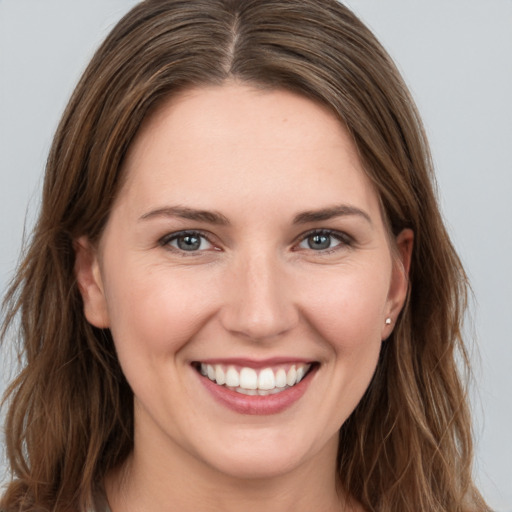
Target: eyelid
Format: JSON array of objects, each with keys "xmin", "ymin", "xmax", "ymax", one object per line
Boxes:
[
  {"xmin": 294, "ymin": 228, "xmax": 354, "ymax": 253},
  {"xmin": 157, "ymin": 228, "xmax": 354, "ymax": 256},
  {"xmin": 158, "ymin": 229, "xmax": 219, "ymax": 253}
]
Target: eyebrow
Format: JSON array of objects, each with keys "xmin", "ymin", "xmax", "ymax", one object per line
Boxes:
[
  {"xmin": 139, "ymin": 204, "xmax": 371, "ymax": 226},
  {"xmin": 293, "ymin": 205, "xmax": 372, "ymax": 225},
  {"xmin": 139, "ymin": 206, "xmax": 230, "ymax": 225}
]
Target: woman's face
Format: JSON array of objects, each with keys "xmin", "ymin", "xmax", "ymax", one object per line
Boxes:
[{"xmin": 76, "ymin": 83, "xmax": 412, "ymax": 480}]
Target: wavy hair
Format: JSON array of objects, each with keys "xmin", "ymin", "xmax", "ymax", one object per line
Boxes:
[{"xmin": 1, "ymin": 1, "xmax": 490, "ymax": 510}]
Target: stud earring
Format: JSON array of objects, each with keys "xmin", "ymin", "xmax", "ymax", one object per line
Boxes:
[{"xmin": 385, "ymin": 317, "xmax": 392, "ymax": 325}]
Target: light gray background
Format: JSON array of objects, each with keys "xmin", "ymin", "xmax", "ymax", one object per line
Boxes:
[{"xmin": 1, "ymin": 0, "xmax": 511, "ymax": 509}]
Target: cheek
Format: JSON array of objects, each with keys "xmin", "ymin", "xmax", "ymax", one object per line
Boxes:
[
  {"xmin": 299, "ymin": 269, "xmax": 389, "ymax": 425},
  {"xmin": 301, "ymin": 267, "xmax": 390, "ymax": 353},
  {"xmin": 102, "ymin": 261, "xmax": 216, "ymax": 362}
]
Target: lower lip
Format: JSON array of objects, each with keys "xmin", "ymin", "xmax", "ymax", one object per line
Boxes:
[{"xmin": 197, "ymin": 366, "xmax": 316, "ymax": 415}]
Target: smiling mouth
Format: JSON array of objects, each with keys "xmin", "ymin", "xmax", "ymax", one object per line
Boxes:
[{"xmin": 193, "ymin": 362, "xmax": 316, "ymax": 396}]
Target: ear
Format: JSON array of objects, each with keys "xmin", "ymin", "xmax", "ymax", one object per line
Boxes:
[
  {"xmin": 382, "ymin": 228, "xmax": 414, "ymax": 339},
  {"xmin": 74, "ymin": 236, "xmax": 110, "ymax": 328}
]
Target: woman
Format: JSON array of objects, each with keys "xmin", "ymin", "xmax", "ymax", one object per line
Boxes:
[{"xmin": 0, "ymin": 0, "xmax": 491, "ymax": 511}]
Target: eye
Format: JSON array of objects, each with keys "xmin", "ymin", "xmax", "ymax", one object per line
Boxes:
[
  {"xmin": 297, "ymin": 230, "xmax": 351, "ymax": 252},
  {"xmin": 160, "ymin": 231, "xmax": 214, "ymax": 252}
]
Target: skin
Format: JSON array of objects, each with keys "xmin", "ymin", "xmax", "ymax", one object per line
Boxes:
[{"xmin": 75, "ymin": 83, "xmax": 413, "ymax": 512}]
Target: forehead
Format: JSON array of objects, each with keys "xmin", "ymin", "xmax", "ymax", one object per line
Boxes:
[{"xmin": 117, "ymin": 83, "xmax": 382, "ymax": 223}]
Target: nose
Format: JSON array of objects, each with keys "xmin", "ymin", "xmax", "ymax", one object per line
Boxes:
[{"xmin": 219, "ymin": 253, "xmax": 299, "ymax": 342}]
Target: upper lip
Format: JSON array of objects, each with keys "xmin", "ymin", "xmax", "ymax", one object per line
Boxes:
[{"xmin": 193, "ymin": 357, "xmax": 315, "ymax": 369}]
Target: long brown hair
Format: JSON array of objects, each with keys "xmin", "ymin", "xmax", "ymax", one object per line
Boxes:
[{"xmin": 1, "ymin": 1, "xmax": 490, "ymax": 510}]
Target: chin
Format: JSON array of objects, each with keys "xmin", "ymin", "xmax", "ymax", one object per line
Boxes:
[
  {"xmin": 205, "ymin": 445, "xmax": 311, "ymax": 481},
  {"xmin": 192, "ymin": 425, "xmax": 338, "ymax": 482}
]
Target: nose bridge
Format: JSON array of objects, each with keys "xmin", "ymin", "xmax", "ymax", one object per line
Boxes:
[{"xmin": 220, "ymin": 249, "xmax": 298, "ymax": 341}]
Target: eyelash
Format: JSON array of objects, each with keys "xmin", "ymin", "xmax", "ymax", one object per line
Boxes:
[
  {"xmin": 158, "ymin": 229, "xmax": 354, "ymax": 255},
  {"xmin": 159, "ymin": 230, "xmax": 215, "ymax": 255},
  {"xmin": 295, "ymin": 229, "xmax": 354, "ymax": 255}
]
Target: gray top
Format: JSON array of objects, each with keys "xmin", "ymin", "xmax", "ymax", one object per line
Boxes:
[{"xmin": 89, "ymin": 488, "xmax": 111, "ymax": 512}]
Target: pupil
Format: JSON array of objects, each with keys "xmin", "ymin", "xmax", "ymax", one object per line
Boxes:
[
  {"xmin": 309, "ymin": 234, "xmax": 330, "ymax": 250},
  {"xmin": 178, "ymin": 235, "xmax": 200, "ymax": 251}
]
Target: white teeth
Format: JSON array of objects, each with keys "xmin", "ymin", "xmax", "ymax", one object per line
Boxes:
[
  {"xmin": 215, "ymin": 366, "xmax": 226, "ymax": 385},
  {"xmin": 236, "ymin": 387, "xmax": 257, "ymax": 395},
  {"xmin": 286, "ymin": 365, "xmax": 297, "ymax": 386},
  {"xmin": 225, "ymin": 367, "xmax": 240, "ymax": 387},
  {"xmin": 199, "ymin": 362, "xmax": 312, "ymax": 394},
  {"xmin": 275, "ymin": 368, "xmax": 287, "ymax": 388},
  {"xmin": 239, "ymin": 367, "xmax": 258, "ymax": 390},
  {"xmin": 258, "ymin": 368, "xmax": 275, "ymax": 390}
]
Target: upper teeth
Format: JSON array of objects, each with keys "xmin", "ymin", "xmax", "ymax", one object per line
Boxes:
[{"xmin": 200, "ymin": 363, "xmax": 310, "ymax": 394}]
